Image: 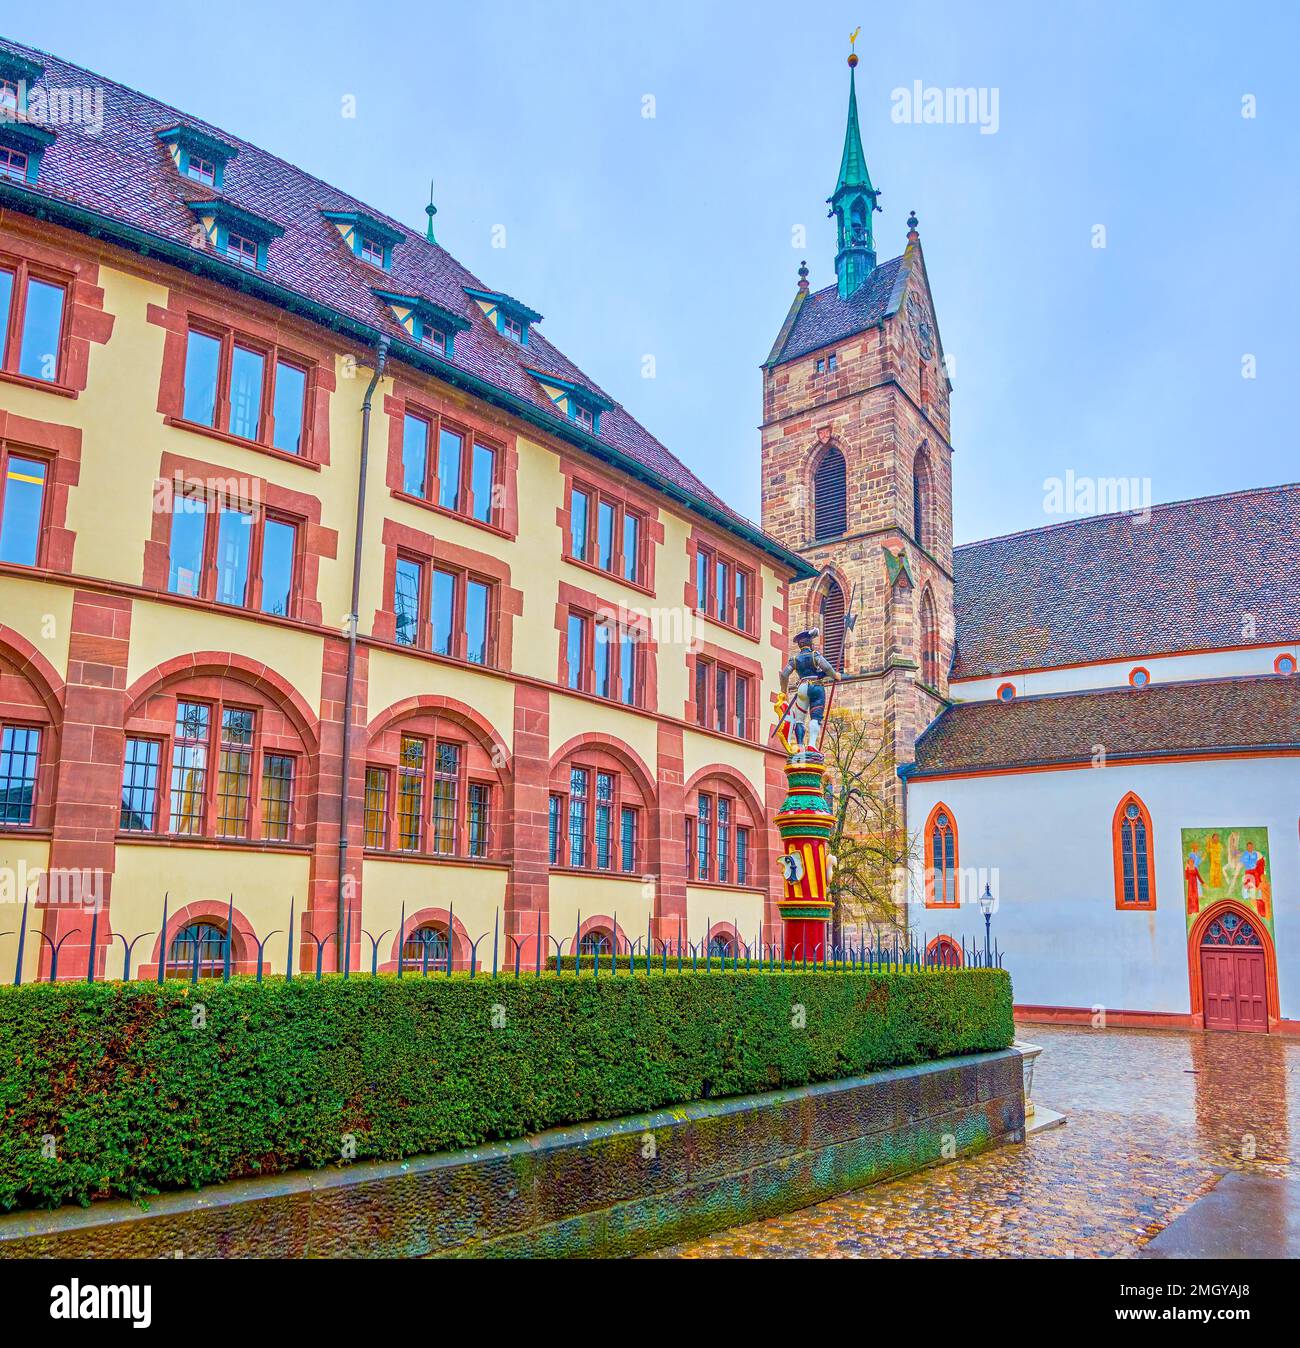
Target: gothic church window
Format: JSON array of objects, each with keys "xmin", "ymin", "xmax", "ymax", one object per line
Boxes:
[
  {"xmin": 925, "ymin": 803, "xmax": 959, "ymax": 908},
  {"xmin": 819, "ymin": 578, "xmax": 846, "ymax": 670},
  {"xmin": 1113, "ymin": 793, "xmax": 1156, "ymax": 910},
  {"xmin": 812, "ymin": 445, "xmax": 847, "ymax": 540},
  {"xmin": 920, "ymin": 587, "xmax": 940, "ymax": 689}
]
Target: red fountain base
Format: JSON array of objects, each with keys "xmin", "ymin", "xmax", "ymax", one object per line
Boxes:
[{"xmin": 782, "ymin": 918, "xmax": 828, "ymax": 963}]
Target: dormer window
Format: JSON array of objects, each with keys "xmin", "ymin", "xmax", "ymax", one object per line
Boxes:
[
  {"xmin": 464, "ymin": 287, "xmax": 543, "ymax": 347},
  {"xmin": 186, "ymin": 200, "xmax": 284, "ymax": 273},
  {"xmin": 322, "ymin": 210, "xmax": 403, "ymax": 271},
  {"xmin": 0, "ymin": 79, "xmax": 19, "ymax": 112},
  {"xmin": 526, "ymin": 368, "xmax": 613, "ymax": 436},
  {"xmin": 158, "ymin": 125, "xmax": 238, "ymax": 191},
  {"xmin": 372, "ymin": 289, "xmax": 471, "ymax": 361},
  {"xmin": 0, "ymin": 145, "xmax": 27, "ymax": 182},
  {"xmin": 187, "ymin": 154, "xmax": 217, "ymax": 186},
  {"xmin": 226, "ymin": 232, "xmax": 259, "ymax": 269}
]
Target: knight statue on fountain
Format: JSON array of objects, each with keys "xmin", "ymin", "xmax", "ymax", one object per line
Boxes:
[{"xmin": 774, "ymin": 626, "xmax": 841, "ymax": 762}]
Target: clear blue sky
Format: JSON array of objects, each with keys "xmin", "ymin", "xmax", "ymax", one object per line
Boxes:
[{"xmin": 7, "ymin": 1, "xmax": 1297, "ymax": 543}]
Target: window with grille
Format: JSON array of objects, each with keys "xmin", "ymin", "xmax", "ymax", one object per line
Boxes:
[
  {"xmin": 813, "ymin": 446, "xmax": 847, "ymax": 539},
  {"xmin": 431, "ymin": 742, "xmax": 460, "ymax": 855},
  {"xmin": 166, "ymin": 921, "xmax": 227, "ymax": 978},
  {"xmin": 261, "ymin": 754, "xmax": 295, "ymax": 842},
  {"xmin": 364, "ymin": 767, "xmax": 389, "ymax": 849},
  {"xmin": 0, "ymin": 724, "xmax": 40, "ymax": 826},
  {"xmin": 396, "ymin": 734, "xmax": 425, "ymax": 851},
  {"xmin": 169, "ymin": 701, "xmax": 210, "ymax": 835},
  {"xmin": 927, "ymin": 806, "xmax": 958, "ymax": 907},
  {"xmin": 568, "ymin": 768, "xmax": 589, "ymax": 868},
  {"xmin": 120, "ymin": 736, "xmax": 160, "ymax": 831},
  {"xmin": 1114, "ymin": 794, "xmax": 1155, "ymax": 909},
  {"xmin": 216, "ymin": 708, "xmax": 255, "ymax": 837}
]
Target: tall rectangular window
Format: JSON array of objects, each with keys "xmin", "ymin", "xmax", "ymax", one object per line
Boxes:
[
  {"xmin": 394, "ymin": 557, "xmax": 423, "ymax": 647},
  {"xmin": 471, "ymin": 443, "xmax": 495, "ymax": 523},
  {"xmin": 120, "ymin": 736, "xmax": 161, "ymax": 832},
  {"xmin": 715, "ymin": 560, "xmax": 730, "ymax": 625},
  {"xmin": 261, "ymin": 754, "xmax": 295, "ymax": 841},
  {"xmin": 437, "ymin": 427, "xmax": 463, "ymax": 511},
  {"xmin": 17, "ymin": 278, "xmax": 65, "ymax": 381},
  {"xmin": 619, "ymin": 633, "xmax": 637, "ymax": 707},
  {"xmin": 696, "ymin": 550, "xmax": 711, "ymax": 614},
  {"xmin": 214, "ymin": 505, "xmax": 253, "ymax": 607},
  {"xmin": 167, "ymin": 495, "xmax": 207, "ymax": 598},
  {"xmin": 260, "ymin": 517, "xmax": 296, "ymax": 617},
  {"xmin": 734, "ymin": 570, "xmax": 749, "ymax": 631},
  {"xmin": 216, "ymin": 707, "xmax": 254, "ymax": 838},
  {"xmin": 271, "ymin": 361, "xmax": 306, "ymax": 455},
  {"xmin": 567, "ymin": 613, "xmax": 588, "ymax": 690},
  {"xmin": 696, "ymin": 795, "xmax": 711, "ymax": 881},
  {"xmin": 620, "ymin": 806, "xmax": 637, "ymax": 874},
  {"xmin": 595, "ymin": 771, "xmax": 614, "ymax": 870},
  {"xmin": 571, "ymin": 488, "xmax": 590, "ymax": 562},
  {"xmin": 548, "ymin": 792, "xmax": 562, "ymax": 865},
  {"xmin": 716, "ymin": 797, "xmax": 731, "ymax": 884},
  {"xmin": 0, "ymin": 268, "xmax": 12, "ymax": 366},
  {"xmin": 695, "ymin": 659, "xmax": 709, "ymax": 727},
  {"xmin": 0, "ymin": 454, "xmax": 47, "ymax": 567},
  {"xmin": 182, "ymin": 330, "xmax": 221, "ymax": 427},
  {"xmin": 431, "ymin": 568, "xmax": 456, "ymax": 657},
  {"xmin": 736, "ymin": 827, "xmax": 750, "ymax": 886},
  {"xmin": 0, "ymin": 725, "xmax": 40, "ymax": 826},
  {"xmin": 465, "ymin": 580, "xmax": 489, "ymax": 665},
  {"xmin": 622, "ymin": 513, "xmax": 640, "ymax": 583},
  {"xmin": 597, "ymin": 501, "xmax": 616, "ymax": 571},
  {"xmin": 568, "ymin": 768, "xmax": 588, "ymax": 868},
  {"xmin": 363, "ymin": 767, "xmax": 389, "ymax": 849},
  {"xmin": 396, "ymin": 735, "xmax": 424, "ymax": 851},
  {"xmin": 169, "ymin": 701, "xmax": 210, "ymax": 835},
  {"xmin": 402, "ymin": 413, "xmax": 429, "ymax": 497},
  {"xmin": 734, "ymin": 676, "xmax": 749, "ymax": 740},
  {"xmin": 468, "ymin": 782, "xmax": 490, "ymax": 858},
  {"xmin": 715, "ymin": 665, "xmax": 730, "ymax": 733},
  {"xmin": 431, "ymin": 742, "xmax": 460, "ymax": 855},
  {"xmin": 594, "ymin": 623, "xmax": 612, "ymax": 698},
  {"xmin": 229, "ymin": 345, "xmax": 265, "ymax": 441}
]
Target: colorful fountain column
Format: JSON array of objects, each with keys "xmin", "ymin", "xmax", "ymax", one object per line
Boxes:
[{"xmin": 774, "ymin": 753, "xmax": 835, "ymax": 960}]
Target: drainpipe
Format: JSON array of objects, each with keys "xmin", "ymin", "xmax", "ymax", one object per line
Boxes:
[{"xmin": 337, "ymin": 335, "xmax": 390, "ymax": 969}]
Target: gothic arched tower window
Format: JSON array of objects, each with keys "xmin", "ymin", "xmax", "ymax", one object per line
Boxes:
[
  {"xmin": 819, "ymin": 577, "xmax": 847, "ymax": 670},
  {"xmin": 920, "ymin": 586, "xmax": 940, "ymax": 689},
  {"xmin": 913, "ymin": 446, "xmax": 933, "ymax": 551},
  {"xmin": 813, "ymin": 445, "xmax": 847, "ymax": 540}
]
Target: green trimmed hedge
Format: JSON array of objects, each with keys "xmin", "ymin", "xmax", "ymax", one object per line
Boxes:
[{"xmin": 0, "ymin": 968, "xmax": 1013, "ymax": 1211}]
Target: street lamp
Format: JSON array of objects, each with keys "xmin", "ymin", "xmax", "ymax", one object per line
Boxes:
[{"xmin": 978, "ymin": 883, "xmax": 996, "ymax": 965}]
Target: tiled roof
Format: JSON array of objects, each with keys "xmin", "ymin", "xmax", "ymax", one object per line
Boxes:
[
  {"xmin": 910, "ymin": 675, "xmax": 1300, "ymax": 776},
  {"xmin": 766, "ymin": 257, "xmax": 907, "ymax": 365},
  {"xmin": 0, "ymin": 38, "xmax": 809, "ymax": 575},
  {"xmin": 952, "ymin": 484, "xmax": 1300, "ymax": 678}
]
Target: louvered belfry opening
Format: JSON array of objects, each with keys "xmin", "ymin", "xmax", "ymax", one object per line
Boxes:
[
  {"xmin": 813, "ymin": 446, "xmax": 847, "ymax": 539},
  {"xmin": 913, "ymin": 446, "xmax": 932, "ymax": 550},
  {"xmin": 820, "ymin": 579, "xmax": 847, "ymax": 670},
  {"xmin": 920, "ymin": 588, "xmax": 940, "ymax": 688}
]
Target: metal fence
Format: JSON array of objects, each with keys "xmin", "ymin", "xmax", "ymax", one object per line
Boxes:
[{"xmin": 3, "ymin": 891, "xmax": 1004, "ymax": 986}]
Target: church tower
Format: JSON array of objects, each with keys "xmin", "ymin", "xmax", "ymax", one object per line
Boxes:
[{"xmin": 760, "ymin": 47, "xmax": 955, "ymax": 786}]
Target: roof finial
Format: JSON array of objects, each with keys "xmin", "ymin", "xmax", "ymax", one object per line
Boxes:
[
  {"xmin": 425, "ymin": 179, "xmax": 438, "ymax": 244},
  {"xmin": 907, "ymin": 209, "xmax": 919, "ymax": 240},
  {"xmin": 797, "ymin": 259, "xmax": 810, "ymax": 292},
  {"xmin": 848, "ymin": 26, "xmax": 860, "ymax": 68}
]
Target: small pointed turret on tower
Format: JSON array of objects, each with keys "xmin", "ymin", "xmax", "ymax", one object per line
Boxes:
[
  {"xmin": 828, "ymin": 33, "xmax": 880, "ymax": 299},
  {"xmin": 425, "ymin": 179, "xmax": 438, "ymax": 244}
]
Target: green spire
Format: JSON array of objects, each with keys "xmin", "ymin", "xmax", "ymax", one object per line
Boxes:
[
  {"xmin": 828, "ymin": 48, "xmax": 879, "ymax": 298},
  {"xmin": 425, "ymin": 179, "xmax": 438, "ymax": 244}
]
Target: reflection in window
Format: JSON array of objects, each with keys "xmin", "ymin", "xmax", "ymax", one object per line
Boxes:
[
  {"xmin": 18, "ymin": 278, "xmax": 65, "ymax": 381},
  {"xmin": 0, "ymin": 455, "xmax": 47, "ymax": 566},
  {"xmin": 182, "ymin": 330, "xmax": 221, "ymax": 427},
  {"xmin": 167, "ymin": 496, "xmax": 207, "ymax": 598},
  {"xmin": 260, "ymin": 518, "xmax": 296, "ymax": 617}
]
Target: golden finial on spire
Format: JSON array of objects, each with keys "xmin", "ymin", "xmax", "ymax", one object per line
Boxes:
[{"xmin": 848, "ymin": 26, "xmax": 861, "ymax": 67}]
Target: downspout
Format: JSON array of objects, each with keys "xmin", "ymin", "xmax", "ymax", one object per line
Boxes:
[{"xmin": 338, "ymin": 335, "xmax": 390, "ymax": 969}]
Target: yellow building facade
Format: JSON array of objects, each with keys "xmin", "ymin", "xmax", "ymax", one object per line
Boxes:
[{"xmin": 0, "ymin": 39, "xmax": 810, "ymax": 980}]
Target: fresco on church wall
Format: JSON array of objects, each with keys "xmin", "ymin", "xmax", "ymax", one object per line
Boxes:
[{"xmin": 1181, "ymin": 827, "xmax": 1274, "ymax": 935}]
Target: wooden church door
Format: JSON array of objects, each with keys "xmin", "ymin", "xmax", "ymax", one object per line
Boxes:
[{"xmin": 1199, "ymin": 911, "xmax": 1268, "ymax": 1033}]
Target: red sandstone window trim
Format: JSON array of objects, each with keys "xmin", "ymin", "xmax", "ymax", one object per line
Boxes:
[
  {"xmin": 0, "ymin": 249, "xmax": 71, "ymax": 391},
  {"xmin": 1128, "ymin": 666, "xmax": 1152, "ymax": 688},
  {"xmin": 387, "ymin": 550, "xmax": 498, "ymax": 667},
  {"xmin": 689, "ymin": 651, "xmax": 756, "ymax": 741},
  {"xmin": 547, "ymin": 754, "xmax": 645, "ymax": 874},
  {"xmin": 0, "ymin": 441, "xmax": 53, "ymax": 568},
  {"xmin": 1112, "ymin": 791, "xmax": 1156, "ymax": 911},
  {"xmin": 1275, "ymin": 653, "xmax": 1297, "ymax": 676},
  {"xmin": 686, "ymin": 781, "xmax": 755, "ymax": 887},
  {"xmin": 924, "ymin": 801, "xmax": 960, "ymax": 908},
  {"xmin": 0, "ymin": 719, "xmax": 43, "ymax": 830},
  {"xmin": 564, "ymin": 478, "xmax": 648, "ymax": 590},
  {"xmin": 559, "ymin": 603, "xmax": 643, "ymax": 707}
]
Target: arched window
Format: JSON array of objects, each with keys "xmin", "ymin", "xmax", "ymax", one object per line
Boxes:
[
  {"xmin": 708, "ymin": 934, "xmax": 735, "ymax": 958},
  {"xmin": 812, "ymin": 446, "xmax": 847, "ymax": 540},
  {"xmin": 549, "ymin": 746, "xmax": 650, "ymax": 873},
  {"xmin": 401, "ymin": 923, "xmax": 450, "ymax": 971},
  {"xmin": 819, "ymin": 578, "xmax": 847, "ymax": 670},
  {"xmin": 0, "ymin": 643, "xmax": 59, "ymax": 831},
  {"xmin": 165, "ymin": 921, "xmax": 228, "ymax": 979},
  {"xmin": 920, "ymin": 587, "xmax": 940, "ymax": 689},
  {"xmin": 686, "ymin": 775, "xmax": 757, "ymax": 886},
  {"xmin": 926, "ymin": 935, "xmax": 963, "ymax": 968},
  {"xmin": 925, "ymin": 803, "xmax": 959, "ymax": 908},
  {"xmin": 913, "ymin": 447, "xmax": 932, "ymax": 550},
  {"xmin": 1113, "ymin": 793, "xmax": 1156, "ymax": 910},
  {"xmin": 579, "ymin": 928, "xmax": 613, "ymax": 957},
  {"xmin": 365, "ymin": 709, "xmax": 506, "ymax": 858},
  {"xmin": 121, "ymin": 675, "xmax": 311, "ymax": 842}
]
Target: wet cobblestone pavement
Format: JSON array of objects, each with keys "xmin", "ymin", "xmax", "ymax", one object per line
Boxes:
[{"xmin": 662, "ymin": 1024, "xmax": 1300, "ymax": 1258}]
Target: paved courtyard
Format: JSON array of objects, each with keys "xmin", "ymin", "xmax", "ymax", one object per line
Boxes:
[{"xmin": 663, "ymin": 1023, "xmax": 1300, "ymax": 1258}]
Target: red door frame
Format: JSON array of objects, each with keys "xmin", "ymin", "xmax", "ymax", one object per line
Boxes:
[{"xmin": 1187, "ymin": 899, "xmax": 1279, "ymax": 1033}]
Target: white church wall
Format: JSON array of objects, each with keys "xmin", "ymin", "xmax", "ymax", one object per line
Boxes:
[
  {"xmin": 905, "ymin": 756, "xmax": 1300, "ymax": 1022},
  {"xmin": 950, "ymin": 644, "xmax": 1298, "ymax": 704}
]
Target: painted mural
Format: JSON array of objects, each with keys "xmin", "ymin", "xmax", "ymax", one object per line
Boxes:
[{"xmin": 1182, "ymin": 827, "xmax": 1274, "ymax": 934}]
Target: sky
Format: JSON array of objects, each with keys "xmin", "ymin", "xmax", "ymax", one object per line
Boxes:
[{"xmin": 5, "ymin": 0, "xmax": 1298, "ymax": 544}]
